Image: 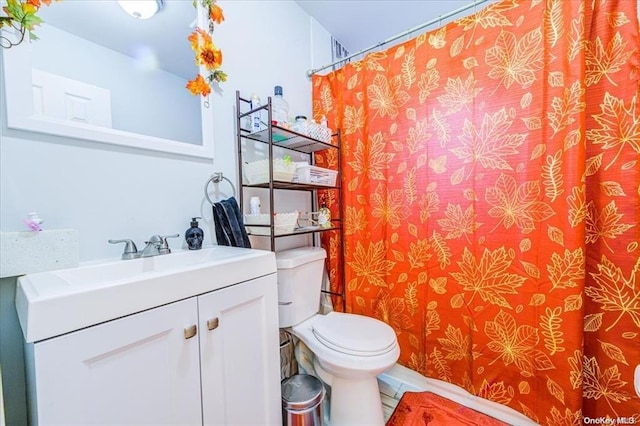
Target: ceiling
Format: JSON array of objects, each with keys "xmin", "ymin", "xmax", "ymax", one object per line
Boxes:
[
  {"xmin": 36, "ymin": 0, "xmax": 493, "ymax": 80},
  {"xmin": 296, "ymin": 0, "xmax": 495, "ymax": 55}
]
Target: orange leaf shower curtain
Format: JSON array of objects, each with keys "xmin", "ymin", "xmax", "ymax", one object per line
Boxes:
[{"xmin": 312, "ymin": 0, "xmax": 639, "ymax": 422}]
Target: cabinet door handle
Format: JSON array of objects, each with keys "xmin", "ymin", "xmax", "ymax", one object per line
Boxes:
[
  {"xmin": 184, "ymin": 324, "xmax": 197, "ymax": 339},
  {"xmin": 207, "ymin": 318, "xmax": 219, "ymax": 331}
]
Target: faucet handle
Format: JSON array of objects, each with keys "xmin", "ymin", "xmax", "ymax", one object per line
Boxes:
[
  {"xmin": 108, "ymin": 239, "xmax": 139, "ymax": 260},
  {"xmin": 158, "ymin": 233, "xmax": 180, "ymax": 254}
]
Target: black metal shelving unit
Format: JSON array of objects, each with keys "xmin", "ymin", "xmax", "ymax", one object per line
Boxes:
[{"xmin": 236, "ymin": 90, "xmax": 345, "ymax": 310}]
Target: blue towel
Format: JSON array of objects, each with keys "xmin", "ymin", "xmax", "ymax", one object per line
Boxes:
[{"xmin": 212, "ymin": 197, "xmax": 251, "ymax": 248}]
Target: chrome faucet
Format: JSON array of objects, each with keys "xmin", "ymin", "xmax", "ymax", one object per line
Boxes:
[
  {"xmin": 109, "ymin": 234, "xmax": 179, "ymax": 260},
  {"xmin": 140, "ymin": 234, "xmax": 180, "ymax": 257}
]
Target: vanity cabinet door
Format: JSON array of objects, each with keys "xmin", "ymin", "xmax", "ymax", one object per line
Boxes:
[
  {"xmin": 198, "ymin": 274, "xmax": 281, "ymax": 425},
  {"xmin": 30, "ymin": 297, "xmax": 202, "ymax": 425}
]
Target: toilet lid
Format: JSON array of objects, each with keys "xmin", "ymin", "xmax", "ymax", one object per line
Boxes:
[{"xmin": 312, "ymin": 312, "xmax": 397, "ymax": 356}]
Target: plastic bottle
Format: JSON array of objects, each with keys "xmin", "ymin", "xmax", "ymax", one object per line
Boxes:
[
  {"xmin": 185, "ymin": 217, "xmax": 204, "ymax": 250},
  {"xmin": 293, "ymin": 115, "xmax": 308, "ymax": 135},
  {"xmin": 249, "ymin": 196, "xmax": 261, "ymax": 215},
  {"xmin": 272, "ymin": 86, "xmax": 289, "ymax": 127},
  {"xmin": 250, "ymin": 94, "xmax": 262, "ymax": 133}
]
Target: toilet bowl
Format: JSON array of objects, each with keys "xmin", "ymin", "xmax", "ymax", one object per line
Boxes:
[{"xmin": 276, "ymin": 247, "xmax": 400, "ymax": 426}]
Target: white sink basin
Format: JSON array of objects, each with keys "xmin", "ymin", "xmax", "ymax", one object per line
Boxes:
[{"xmin": 16, "ymin": 246, "xmax": 276, "ymax": 343}]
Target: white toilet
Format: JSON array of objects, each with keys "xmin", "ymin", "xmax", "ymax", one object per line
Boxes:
[{"xmin": 276, "ymin": 247, "xmax": 400, "ymax": 426}]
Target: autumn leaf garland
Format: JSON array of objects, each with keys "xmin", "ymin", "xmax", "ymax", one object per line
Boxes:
[
  {"xmin": 186, "ymin": 0, "xmax": 227, "ymax": 97},
  {"xmin": 0, "ymin": 0, "xmax": 55, "ymax": 48}
]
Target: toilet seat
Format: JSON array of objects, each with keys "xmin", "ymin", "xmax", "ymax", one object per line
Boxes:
[{"xmin": 312, "ymin": 312, "xmax": 397, "ymax": 357}]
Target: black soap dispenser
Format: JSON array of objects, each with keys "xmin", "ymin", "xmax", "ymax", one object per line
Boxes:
[{"xmin": 185, "ymin": 217, "xmax": 204, "ymax": 250}]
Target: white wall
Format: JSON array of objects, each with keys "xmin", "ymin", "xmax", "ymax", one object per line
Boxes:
[
  {"xmin": 0, "ymin": 2, "xmax": 333, "ymax": 424},
  {"xmin": 1, "ymin": 0, "xmax": 333, "ymax": 263}
]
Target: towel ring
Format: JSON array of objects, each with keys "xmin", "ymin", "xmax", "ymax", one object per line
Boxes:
[{"xmin": 204, "ymin": 172, "xmax": 236, "ymax": 206}]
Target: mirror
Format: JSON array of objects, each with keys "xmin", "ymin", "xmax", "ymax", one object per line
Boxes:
[{"xmin": 2, "ymin": 0, "xmax": 214, "ymax": 159}]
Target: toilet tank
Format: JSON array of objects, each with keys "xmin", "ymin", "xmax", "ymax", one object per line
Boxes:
[{"xmin": 275, "ymin": 247, "xmax": 327, "ymax": 327}]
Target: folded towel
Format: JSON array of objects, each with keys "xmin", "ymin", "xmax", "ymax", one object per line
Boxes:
[{"xmin": 212, "ymin": 197, "xmax": 251, "ymax": 248}]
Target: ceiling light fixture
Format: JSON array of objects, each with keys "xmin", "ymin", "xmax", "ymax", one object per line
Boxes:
[{"xmin": 117, "ymin": 0, "xmax": 164, "ymax": 20}]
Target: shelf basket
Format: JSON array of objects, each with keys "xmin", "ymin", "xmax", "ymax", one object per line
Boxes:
[
  {"xmin": 244, "ymin": 211, "xmax": 299, "ymax": 235},
  {"xmin": 243, "ymin": 159, "xmax": 297, "ymax": 185},
  {"xmin": 292, "ymin": 165, "xmax": 338, "ymax": 186}
]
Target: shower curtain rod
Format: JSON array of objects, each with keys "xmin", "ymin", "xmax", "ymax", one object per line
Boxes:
[{"xmin": 306, "ymin": 0, "xmax": 491, "ymax": 77}]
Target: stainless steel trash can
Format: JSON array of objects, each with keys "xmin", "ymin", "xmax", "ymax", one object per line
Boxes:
[{"xmin": 281, "ymin": 374, "xmax": 324, "ymax": 426}]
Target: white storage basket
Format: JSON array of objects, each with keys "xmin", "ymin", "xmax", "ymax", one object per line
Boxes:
[
  {"xmin": 243, "ymin": 159, "xmax": 296, "ymax": 185},
  {"xmin": 292, "ymin": 165, "xmax": 338, "ymax": 186},
  {"xmin": 244, "ymin": 212, "xmax": 299, "ymax": 235}
]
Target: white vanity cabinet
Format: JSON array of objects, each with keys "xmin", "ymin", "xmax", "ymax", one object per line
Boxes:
[
  {"xmin": 27, "ymin": 297, "xmax": 203, "ymax": 425},
  {"xmin": 199, "ymin": 275, "xmax": 281, "ymax": 425},
  {"xmin": 22, "ymin": 269, "xmax": 281, "ymax": 425}
]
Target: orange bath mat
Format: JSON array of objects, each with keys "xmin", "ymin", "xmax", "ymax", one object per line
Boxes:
[{"xmin": 386, "ymin": 391, "xmax": 509, "ymax": 426}]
